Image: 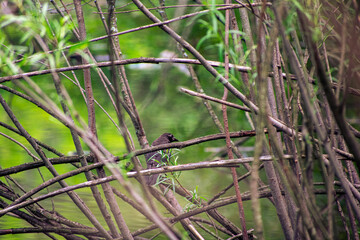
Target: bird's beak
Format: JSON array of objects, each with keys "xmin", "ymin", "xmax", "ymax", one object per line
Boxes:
[{"xmin": 172, "ymin": 136, "xmax": 179, "ymax": 142}]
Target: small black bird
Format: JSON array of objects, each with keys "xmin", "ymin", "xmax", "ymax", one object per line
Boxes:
[{"xmin": 145, "ymin": 133, "xmax": 178, "ymax": 185}]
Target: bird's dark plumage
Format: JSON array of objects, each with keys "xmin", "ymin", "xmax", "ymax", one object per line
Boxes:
[{"xmin": 145, "ymin": 133, "xmax": 178, "ymax": 185}]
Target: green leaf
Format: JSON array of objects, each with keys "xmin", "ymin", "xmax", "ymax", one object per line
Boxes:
[{"xmin": 68, "ymin": 41, "xmax": 89, "ymax": 55}]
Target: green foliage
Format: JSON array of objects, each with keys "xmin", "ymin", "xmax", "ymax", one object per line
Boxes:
[
  {"xmin": 0, "ymin": 1, "xmax": 86, "ymax": 74},
  {"xmin": 152, "ymin": 149, "xmax": 181, "ymax": 189},
  {"xmin": 184, "ymin": 185, "xmax": 207, "ymax": 212},
  {"xmin": 196, "ymin": 1, "xmax": 226, "ymax": 58}
]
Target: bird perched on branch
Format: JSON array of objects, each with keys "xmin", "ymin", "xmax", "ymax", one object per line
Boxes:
[{"xmin": 145, "ymin": 133, "xmax": 178, "ymax": 185}]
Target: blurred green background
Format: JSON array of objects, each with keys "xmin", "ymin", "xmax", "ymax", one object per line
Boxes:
[{"xmin": 0, "ymin": 1, "xmax": 289, "ymax": 239}]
